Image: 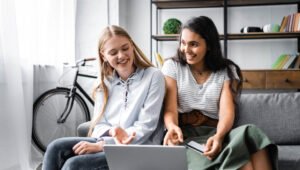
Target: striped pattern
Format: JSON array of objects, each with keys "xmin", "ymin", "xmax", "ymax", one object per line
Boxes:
[{"xmin": 161, "ymin": 59, "xmax": 238, "ymax": 119}]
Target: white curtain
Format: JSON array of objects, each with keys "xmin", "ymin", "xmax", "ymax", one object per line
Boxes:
[{"xmin": 0, "ymin": 0, "xmax": 76, "ymax": 169}]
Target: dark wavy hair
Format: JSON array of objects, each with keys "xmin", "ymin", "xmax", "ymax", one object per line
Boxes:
[{"xmin": 177, "ymin": 16, "xmax": 243, "ymax": 99}]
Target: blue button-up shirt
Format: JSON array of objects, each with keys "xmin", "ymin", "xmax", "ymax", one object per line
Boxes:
[{"xmin": 91, "ymin": 67, "xmax": 165, "ymax": 144}]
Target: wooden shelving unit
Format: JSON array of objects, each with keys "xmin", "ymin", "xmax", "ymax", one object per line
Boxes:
[
  {"xmin": 152, "ymin": 32, "xmax": 300, "ymax": 41},
  {"xmin": 152, "ymin": 0, "xmax": 300, "ymax": 9},
  {"xmin": 151, "ymin": 0, "xmax": 300, "ymax": 89}
]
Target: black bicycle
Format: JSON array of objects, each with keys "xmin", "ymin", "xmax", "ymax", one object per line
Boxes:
[{"xmin": 32, "ymin": 58, "xmax": 97, "ymax": 152}]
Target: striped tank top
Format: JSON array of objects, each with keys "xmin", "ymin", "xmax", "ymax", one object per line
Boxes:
[{"xmin": 161, "ymin": 58, "xmax": 239, "ymax": 119}]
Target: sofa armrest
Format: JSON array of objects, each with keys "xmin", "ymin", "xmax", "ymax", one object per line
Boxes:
[{"xmin": 77, "ymin": 121, "xmax": 91, "ymax": 137}]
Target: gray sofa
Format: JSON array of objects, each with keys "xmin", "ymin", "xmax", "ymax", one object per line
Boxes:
[
  {"xmin": 78, "ymin": 92, "xmax": 300, "ymax": 170},
  {"xmin": 235, "ymin": 92, "xmax": 300, "ymax": 170}
]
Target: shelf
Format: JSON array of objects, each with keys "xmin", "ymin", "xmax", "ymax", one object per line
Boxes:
[
  {"xmin": 242, "ymin": 69, "xmax": 300, "ymax": 71},
  {"xmin": 152, "ymin": 34, "xmax": 179, "ymax": 41},
  {"xmin": 152, "ymin": 0, "xmax": 300, "ymax": 9},
  {"xmin": 228, "ymin": 0, "xmax": 300, "ymax": 7},
  {"xmin": 152, "ymin": 32, "xmax": 300, "ymax": 41},
  {"xmin": 229, "ymin": 32, "xmax": 300, "ymax": 40},
  {"xmin": 152, "ymin": 34, "xmax": 224, "ymax": 41},
  {"xmin": 152, "ymin": 0, "xmax": 223, "ymax": 9}
]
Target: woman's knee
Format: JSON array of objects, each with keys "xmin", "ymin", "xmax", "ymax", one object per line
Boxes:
[
  {"xmin": 46, "ymin": 138, "xmax": 70, "ymax": 152},
  {"xmin": 62, "ymin": 157, "xmax": 80, "ymax": 170},
  {"xmin": 62, "ymin": 158, "xmax": 109, "ymax": 170},
  {"xmin": 62, "ymin": 153, "xmax": 109, "ymax": 170}
]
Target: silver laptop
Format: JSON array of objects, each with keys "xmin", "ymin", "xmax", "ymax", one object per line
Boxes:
[{"xmin": 103, "ymin": 144, "xmax": 188, "ymax": 170}]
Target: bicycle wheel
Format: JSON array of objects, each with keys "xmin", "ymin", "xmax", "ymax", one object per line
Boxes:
[{"xmin": 32, "ymin": 87, "xmax": 90, "ymax": 152}]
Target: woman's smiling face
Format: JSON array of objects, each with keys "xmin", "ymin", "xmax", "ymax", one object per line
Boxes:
[
  {"xmin": 102, "ymin": 35, "xmax": 135, "ymax": 76},
  {"xmin": 180, "ymin": 28, "xmax": 207, "ymax": 66}
]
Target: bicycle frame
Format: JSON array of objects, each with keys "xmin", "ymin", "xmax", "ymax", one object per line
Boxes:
[{"xmin": 57, "ymin": 58, "xmax": 97, "ymax": 123}]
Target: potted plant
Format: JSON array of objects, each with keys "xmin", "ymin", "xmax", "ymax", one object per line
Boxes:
[{"xmin": 163, "ymin": 18, "xmax": 182, "ymax": 34}]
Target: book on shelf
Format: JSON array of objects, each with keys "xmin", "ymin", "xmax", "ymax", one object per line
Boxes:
[
  {"xmin": 293, "ymin": 55, "xmax": 300, "ymax": 69},
  {"xmin": 280, "ymin": 13, "xmax": 300, "ymax": 32},
  {"xmin": 271, "ymin": 54, "xmax": 286, "ymax": 69},
  {"xmin": 288, "ymin": 14, "xmax": 293, "ymax": 32},
  {"xmin": 277, "ymin": 55, "xmax": 290, "ymax": 69},
  {"xmin": 293, "ymin": 13, "xmax": 300, "ymax": 32},
  {"xmin": 272, "ymin": 53, "xmax": 299, "ymax": 69},
  {"xmin": 282, "ymin": 54, "xmax": 297, "ymax": 69},
  {"xmin": 279, "ymin": 16, "xmax": 288, "ymax": 32},
  {"xmin": 286, "ymin": 15, "xmax": 291, "ymax": 32}
]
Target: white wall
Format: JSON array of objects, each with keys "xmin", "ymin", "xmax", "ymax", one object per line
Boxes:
[
  {"xmin": 120, "ymin": 0, "xmax": 151, "ymax": 59},
  {"xmin": 75, "ymin": 0, "xmax": 108, "ymax": 60},
  {"xmin": 75, "ymin": 0, "xmax": 150, "ymax": 61},
  {"xmin": 119, "ymin": 0, "xmax": 128, "ymax": 28}
]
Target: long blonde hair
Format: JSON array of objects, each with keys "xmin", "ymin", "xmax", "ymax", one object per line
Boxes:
[{"xmin": 87, "ymin": 25, "xmax": 153, "ymax": 136}]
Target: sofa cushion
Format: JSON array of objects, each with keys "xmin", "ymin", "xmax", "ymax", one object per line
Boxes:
[
  {"xmin": 235, "ymin": 92, "xmax": 300, "ymax": 145},
  {"xmin": 278, "ymin": 145, "xmax": 300, "ymax": 170},
  {"xmin": 77, "ymin": 121, "xmax": 91, "ymax": 137}
]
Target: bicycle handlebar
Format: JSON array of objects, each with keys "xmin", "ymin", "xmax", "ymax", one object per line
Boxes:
[
  {"xmin": 84, "ymin": 57, "xmax": 96, "ymax": 62},
  {"xmin": 76, "ymin": 57, "xmax": 96, "ymax": 66}
]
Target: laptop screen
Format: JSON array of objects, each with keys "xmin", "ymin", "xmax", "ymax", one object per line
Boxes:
[{"xmin": 103, "ymin": 144, "xmax": 188, "ymax": 170}]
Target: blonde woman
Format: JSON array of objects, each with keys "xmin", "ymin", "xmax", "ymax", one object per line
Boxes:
[{"xmin": 42, "ymin": 25, "xmax": 165, "ymax": 170}]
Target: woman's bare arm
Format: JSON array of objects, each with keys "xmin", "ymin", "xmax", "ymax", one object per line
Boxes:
[
  {"xmin": 203, "ymin": 80, "xmax": 236, "ymax": 159},
  {"xmin": 163, "ymin": 76, "xmax": 183, "ymax": 145}
]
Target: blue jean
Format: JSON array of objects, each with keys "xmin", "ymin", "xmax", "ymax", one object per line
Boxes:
[{"xmin": 42, "ymin": 137, "xmax": 109, "ymax": 170}]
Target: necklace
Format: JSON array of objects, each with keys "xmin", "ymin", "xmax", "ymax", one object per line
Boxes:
[
  {"xmin": 189, "ymin": 66, "xmax": 207, "ymax": 76},
  {"xmin": 192, "ymin": 70, "xmax": 206, "ymax": 76},
  {"xmin": 189, "ymin": 66, "xmax": 211, "ymax": 84}
]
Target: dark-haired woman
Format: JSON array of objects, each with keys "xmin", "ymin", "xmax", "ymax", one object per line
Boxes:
[{"xmin": 162, "ymin": 16, "xmax": 277, "ymax": 170}]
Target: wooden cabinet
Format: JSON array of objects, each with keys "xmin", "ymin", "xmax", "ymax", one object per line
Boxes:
[
  {"xmin": 242, "ymin": 70, "xmax": 300, "ymax": 89},
  {"xmin": 242, "ymin": 70, "xmax": 266, "ymax": 89},
  {"xmin": 151, "ymin": 0, "xmax": 300, "ymax": 90},
  {"xmin": 266, "ymin": 70, "xmax": 300, "ymax": 89}
]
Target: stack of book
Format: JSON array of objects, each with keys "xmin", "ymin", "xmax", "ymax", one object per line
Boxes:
[
  {"xmin": 272, "ymin": 53, "xmax": 300, "ymax": 69},
  {"xmin": 279, "ymin": 13, "xmax": 300, "ymax": 32}
]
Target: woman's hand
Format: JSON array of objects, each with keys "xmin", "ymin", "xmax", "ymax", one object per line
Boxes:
[
  {"xmin": 110, "ymin": 126, "xmax": 136, "ymax": 144},
  {"xmin": 73, "ymin": 140, "xmax": 104, "ymax": 155},
  {"xmin": 203, "ymin": 135, "xmax": 223, "ymax": 160},
  {"xmin": 163, "ymin": 125, "xmax": 183, "ymax": 146}
]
